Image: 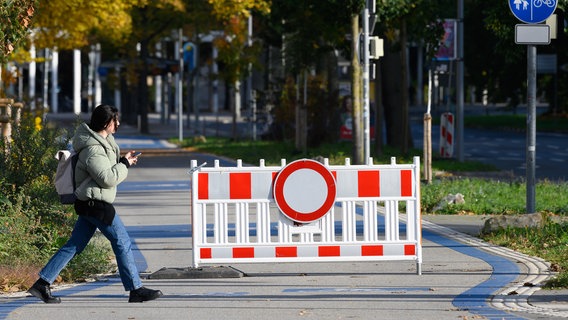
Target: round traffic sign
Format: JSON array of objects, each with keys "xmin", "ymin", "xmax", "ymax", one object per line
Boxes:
[
  {"xmin": 273, "ymin": 159, "xmax": 337, "ymax": 223},
  {"xmin": 509, "ymin": 0, "xmax": 557, "ymax": 24}
]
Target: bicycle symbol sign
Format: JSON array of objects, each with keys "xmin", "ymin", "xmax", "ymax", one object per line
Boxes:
[{"xmin": 509, "ymin": 0, "xmax": 557, "ymax": 24}]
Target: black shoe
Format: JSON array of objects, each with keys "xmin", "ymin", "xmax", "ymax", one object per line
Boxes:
[
  {"xmin": 28, "ymin": 279, "xmax": 61, "ymax": 304},
  {"xmin": 128, "ymin": 286, "xmax": 163, "ymax": 303}
]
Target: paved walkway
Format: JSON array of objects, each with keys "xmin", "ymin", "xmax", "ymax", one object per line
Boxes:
[{"xmin": 0, "ymin": 112, "xmax": 567, "ymax": 320}]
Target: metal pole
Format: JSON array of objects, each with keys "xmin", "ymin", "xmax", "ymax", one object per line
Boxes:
[
  {"xmin": 51, "ymin": 49, "xmax": 58, "ymax": 112},
  {"xmin": 114, "ymin": 66, "xmax": 121, "ymax": 112},
  {"xmin": 73, "ymin": 49, "xmax": 81, "ymax": 114},
  {"xmin": 456, "ymin": 0, "xmax": 464, "ymax": 161},
  {"xmin": 94, "ymin": 43, "xmax": 102, "ymax": 107},
  {"xmin": 247, "ymin": 15, "xmax": 253, "ymax": 123},
  {"xmin": 251, "ymin": 90, "xmax": 257, "ymax": 141},
  {"xmin": 88, "ymin": 46, "xmax": 95, "ymax": 112},
  {"xmin": 43, "ymin": 48, "xmax": 49, "ymax": 110},
  {"xmin": 424, "ymin": 67, "xmax": 433, "ymax": 183},
  {"xmin": 195, "ymin": 44, "xmax": 201, "ymax": 133},
  {"xmin": 30, "ymin": 43, "xmax": 36, "ymax": 111},
  {"xmin": 156, "ymin": 41, "xmax": 164, "ymax": 122},
  {"xmin": 526, "ymin": 45, "xmax": 537, "ymax": 214},
  {"xmin": 363, "ymin": 8, "xmax": 370, "ymax": 164},
  {"xmin": 186, "ymin": 44, "xmax": 192, "ymax": 129},
  {"xmin": 177, "ymin": 29, "xmax": 184, "ymax": 142}
]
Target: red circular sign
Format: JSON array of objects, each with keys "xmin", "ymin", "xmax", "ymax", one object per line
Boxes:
[{"xmin": 273, "ymin": 159, "xmax": 337, "ymax": 223}]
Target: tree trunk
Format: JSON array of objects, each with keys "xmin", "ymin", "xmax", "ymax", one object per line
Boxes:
[
  {"xmin": 400, "ymin": 19, "xmax": 410, "ymax": 154},
  {"xmin": 351, "ymin": 14, "xmax": 363, "ymax": 164},
  {"xmin": 381, "ymin": 21, "xmax": 412, "ymax": 154},
  {"xmin": 295, "ymin": 72, "xmax": 307, "ymax": 153},
  {"xmin": 382, "ymin": 40, "xmax": 401, "ymax": 149},
  {"xmin": 231, "ymin": 80, "xmax": 241, "ymax": 140},
  {"xmin": 309, "ymin": 48, "xmax": 340, "ymax": 147},
  {"xmin": 327, "ymin": 50, "xmax": 340, "ymax": 141}
]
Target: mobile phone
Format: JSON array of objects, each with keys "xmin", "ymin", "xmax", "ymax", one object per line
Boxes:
[{"xmin": 133, "ymin": 151, "xmax": 142, "ymax": 157}]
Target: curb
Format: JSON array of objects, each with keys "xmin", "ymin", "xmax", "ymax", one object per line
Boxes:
[{"xmin": 421, "ymin": 219, "xmax": 562, "ymax": 318}]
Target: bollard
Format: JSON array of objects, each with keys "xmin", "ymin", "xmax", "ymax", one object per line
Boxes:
[
  {"xmin": 0, "ymin": 99, "xmax": 14, "ymax": 139},
  {"xmin": 440, "ymin": 112, "xmax": 454, "ymax": 158},
  {"xmin": 12, "ymin": 102, "xmax": 23, "ymax": 126}
]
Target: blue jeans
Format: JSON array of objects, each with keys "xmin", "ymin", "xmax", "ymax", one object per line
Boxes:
[{"xmin": 39, "ymin": 214, "xmax": 142, "ymax": 291}]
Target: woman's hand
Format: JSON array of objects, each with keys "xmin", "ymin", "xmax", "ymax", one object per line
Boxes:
[{"xmin": 125, "ymin": 151, "xmax": 139, "ymax": 166}]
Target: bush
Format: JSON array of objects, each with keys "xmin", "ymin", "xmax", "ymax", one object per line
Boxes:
[{"xmin": 0, "ymin": 114, "xmax": 69, "ymax": 191}]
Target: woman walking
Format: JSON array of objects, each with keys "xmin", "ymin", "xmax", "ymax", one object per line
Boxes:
[{"xmin": 28, "ymin": 105, "xmax": 162, "ymax": 303}]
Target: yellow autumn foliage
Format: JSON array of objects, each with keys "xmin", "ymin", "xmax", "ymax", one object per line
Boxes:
[
  {"xmin": 207, "ymin": 0, "xmax": 270, "ymax": 21},
  {"xmin": 33, "ymin": 0, "xmax": 137, "ymax": 50}
]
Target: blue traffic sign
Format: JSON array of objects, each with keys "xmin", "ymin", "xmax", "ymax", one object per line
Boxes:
[
  {"xmin": 183, "ymin": 42, "xmax": 196, "ymax": 71},
  {"xmin": 509, "ymin": 0, "xmax": 557, "ymax": 24}
]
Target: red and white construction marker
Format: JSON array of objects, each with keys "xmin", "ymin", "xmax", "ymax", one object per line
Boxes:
[{"xmin": 273, "ymin": 159, "xmax": 337, "ymax": 223}]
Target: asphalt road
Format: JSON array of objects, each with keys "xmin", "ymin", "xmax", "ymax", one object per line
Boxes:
[
  {"xmin": 46, "ymin": 108, "xmax": 568, "ymax": 182},
  {"xmin": 411, "ymin": 111, "xmax": 568, "ymax": 181}
]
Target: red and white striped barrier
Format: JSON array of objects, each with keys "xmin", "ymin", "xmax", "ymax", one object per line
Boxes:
[
  {"xmin": 440, "ymin": 112, "xmax": 454, "ymax": 158},
  {"xmin": 190, "ymin": 157, "xmax": 422, "ymax": 274}
]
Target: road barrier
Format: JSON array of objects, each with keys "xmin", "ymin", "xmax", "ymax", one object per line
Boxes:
[
  {"xmin": 190, "ymin": 157, "xmax": 422, "ymax": 274},
  {"xmin": 440, "ymin": 112, "xmax": 454, "ymax": 158}
]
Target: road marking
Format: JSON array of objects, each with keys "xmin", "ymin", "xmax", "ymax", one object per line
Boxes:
[
  {"xmin": 119, "ymin": 181, "xmax": 189, "ymax": 192},
  {"xmin": 283, "ymin": 287, "xmax": 431, "ymax": 293},
  {"xmin": 185, "ymin": 292, "xmax": 249, "ymax": 297}
]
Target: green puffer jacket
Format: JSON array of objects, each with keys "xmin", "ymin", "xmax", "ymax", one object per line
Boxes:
[{"xmin": 72, "ymin": 122, "xmax": 128, "ymax": 204}]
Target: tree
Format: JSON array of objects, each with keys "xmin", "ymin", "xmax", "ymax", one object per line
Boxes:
[
  {"xmin": 207, "ymin": 0, "xmax": 270, "ymax": 140},
  {"xmin": 28, "ymin": 0, "xmax": 188, "ymax": 132},
  {"xmin": 33, "ymin": 0, "xmax": 134, "ymax": 51},
  {"xmin": 0, "ymin": 0, "xmax": 35, "ymax": 98},
  {"xmin": 463, "ymin": 0, "xmax": 568, "ymax": 113},
  {"xmin": 257, "ymin": 0, "xmax": 362, "ymax": 151},
  {"xmin": 351, "ymin": 12, "xmax": 363, "ymax": 163},
  {"xmin": 0, "ymin": 0, "xmax": 36, "ymax": 63},
  {"xmin": 111, "ymin": 1, "xmax": 188, "ymax": 133},
  {"xmin": 375, "ymin": 0, "xmax": 445, "ymax": 155}
]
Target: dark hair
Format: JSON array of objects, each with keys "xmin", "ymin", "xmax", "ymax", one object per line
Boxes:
[{"xmin": 89, "ymin": 105, "xmax": 119, "ymax": 132}]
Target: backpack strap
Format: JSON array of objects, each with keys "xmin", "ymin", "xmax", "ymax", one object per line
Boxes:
[{"xmin": 72, "ymin": 149, "xmax": 92, "ymax": 198}]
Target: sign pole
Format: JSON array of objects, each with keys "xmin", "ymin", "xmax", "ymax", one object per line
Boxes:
[
  {"xmin": 508, "ymin": 0, "xmax": 557, "ymax": 214},
  {"xmin": 526, "ymin": 44, "xmax": 537, "ymax": 214}
]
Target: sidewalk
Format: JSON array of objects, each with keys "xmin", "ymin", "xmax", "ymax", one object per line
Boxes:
[
  {"xmin": 0, "ymin": 112, "xmax": 566, "ymax": 320},
  {"xmin": 116, "ymin": 113, "xmax": 568, "ymax": 319},
  {"xmin": 0, "ymin": 152, "xmax": 562, "ymax": 320}
]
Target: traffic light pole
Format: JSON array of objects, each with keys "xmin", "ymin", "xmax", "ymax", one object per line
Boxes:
[{"xmin": 362, "ymin": 8, "xmax": 371, "ymax": 164}]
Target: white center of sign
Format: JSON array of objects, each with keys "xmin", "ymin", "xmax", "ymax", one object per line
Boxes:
[{"xmin": 282, "ymin": 168, "xmax": 327, "ymax": 213}]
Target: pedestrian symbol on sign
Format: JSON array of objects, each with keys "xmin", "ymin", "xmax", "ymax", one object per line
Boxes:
[
  {"xmin": 513, "ymin": 0, "xmax": 529, "ymax": 10},
  {"xmin": 509, "ymin": 0, "xmax": 557, "ymax": 24}
]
